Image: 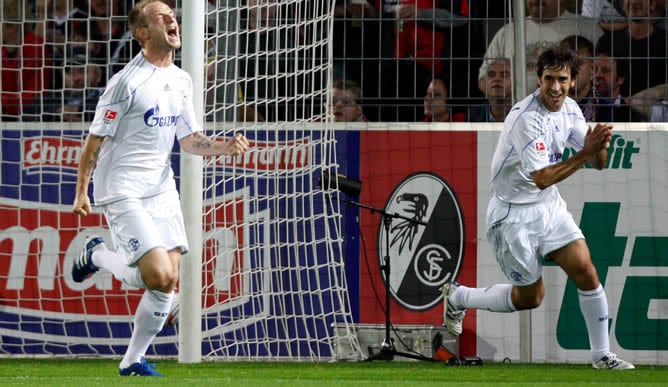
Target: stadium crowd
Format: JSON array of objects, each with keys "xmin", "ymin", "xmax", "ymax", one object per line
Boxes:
[{"xmin": 1, "ymin": 0, "xmax": 667, "ymax": 123}]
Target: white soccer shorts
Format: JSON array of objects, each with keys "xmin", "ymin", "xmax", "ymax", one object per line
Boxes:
[
  {"xmin": 485, "ymin": 189, "xmax": 584, "ymax": 286},
  {"xmin": 102, "ymin": 189, "xmax": 189, "ymax": 265}
]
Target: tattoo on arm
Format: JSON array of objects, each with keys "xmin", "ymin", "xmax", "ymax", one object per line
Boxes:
[
  {"xmin": 193, "ymin": 132, "xmax": 213, "ymax": 149},
  {"xmin": 86, "ymin": 138, "xmax": 102, "ymax": 176},
  {"xmin": 88, "ymin": 147, "xmax": 100, "ymax": 173}
]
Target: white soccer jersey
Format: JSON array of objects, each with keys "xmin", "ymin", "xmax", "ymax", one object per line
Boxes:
[
  {"xmin": 489, "ymin": 90, "xmax": 588, "ymax": 204},
  {"xmin": 88, "ymin": 53, "xmax": 202, "ymax": 205}
]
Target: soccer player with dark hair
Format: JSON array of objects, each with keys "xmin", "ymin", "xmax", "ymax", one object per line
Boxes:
[{"xmin": 442, "ymin": 46, "xmax": 634, "ymax": 370}]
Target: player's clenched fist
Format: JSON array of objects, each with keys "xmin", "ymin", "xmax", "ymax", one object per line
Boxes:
[
  {"xmin": 72, "ymin": 195, "xmax": 92, "ymax": 216},
  {"xmin": 227, "ymin": 133, "xmax": 250, "ymax": 156}
]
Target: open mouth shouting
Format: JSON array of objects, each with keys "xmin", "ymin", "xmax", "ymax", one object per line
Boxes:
[{"xmin": 167, "ymin": 25, "xmax": 180, "ymax": 44}]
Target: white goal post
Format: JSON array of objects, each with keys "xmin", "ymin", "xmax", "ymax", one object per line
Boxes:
[{"xmin": 179, "ymin": 0, "xmax": 205, "ymax": 364}]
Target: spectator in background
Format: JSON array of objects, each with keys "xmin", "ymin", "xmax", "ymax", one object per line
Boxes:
[
  {"xmin": 595, "ymin": 0, "xmax": 668, "ymax": 96},
  {"xmin": 332, "ymin": 1, "xmax": 379, "ymax": 120},
  {"xmin": 423, "ymin": 77, "xmax": 465, "ymax": 122},
  {"xmin": 653, "ymin": 0, "xmax": 667, "ymax": 30},
  {"xmin": 36, "ymin": 48, "xmax": 84, "ymax": 121},
  {"xmin": 480, "ymin": 0, "xmax": 603, "ymax": 97},
  {"xmin": 560, "ymin": 35, "xmax": 599, "ymax": 121},
  {"xmin": 80, "ymin": 60, "xmax": 105, "ymax": 117},
  {"xmin": 331, "ymin": 79, "xmax": 368, "ymax": 122},
  {"xmin": 33, "ymin": 0, "xmax": 88, "ymax": 69},
  {"xmin": 70, "ymin": 53, "xmax": 104, "ymax": 120},
  {"xmin": 470, "ymin": 59, "xmax": 512, "ymax": 122},
  {"xmin": 34, "ymin": 0, "xmax": 88, "ymax": 40},
  {"xmin": 581, "ymin": 0, "xmax": 628, "ymax": 31},
  {"xmin": 455, "ymin": 0, "xmax": 503, "ymax": 101},
  {"xmin": 35, "ymin": 46, "xmax": 104, "ymax": 122},
  {"xmin": 86, "ymin": 0, "xmax": 129, "ymax": 66},
  {"xmin": 626, "ymin": 82, "xmax": 668, "ymax": 121},
  {"xmin": 593, "ymin": 46, "xmax": 638, "ymax": 121},
  {"xmin": 377, "ymin": 0, "xmax": 469, "ymax": 121},
  {"xmin": 1, "ymin": 0, "xmax": 51, "ymax": 122}
]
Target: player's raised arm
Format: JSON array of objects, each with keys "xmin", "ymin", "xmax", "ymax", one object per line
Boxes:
[{"xmin": 531, "ymin": 122, "xmax": 612, "ymax": 189}]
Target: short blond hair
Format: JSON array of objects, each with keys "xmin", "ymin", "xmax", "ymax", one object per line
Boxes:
[{"xmin": 128, "ymin": 0, "xmax": 170, "ymax": 45}]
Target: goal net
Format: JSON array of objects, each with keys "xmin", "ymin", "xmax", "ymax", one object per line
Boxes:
[
  {"xmin": 0, "ymin": 0, "xmax": 363, "ymax": 361},
  {"xmin": 197, "ymin": 0, "xmax": 361, "ymax": 360}
]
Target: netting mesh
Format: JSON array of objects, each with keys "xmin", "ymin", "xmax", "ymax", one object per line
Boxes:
[{"xmin": 197, "ymin": 1, "xmax": 362, "ymax": 360}]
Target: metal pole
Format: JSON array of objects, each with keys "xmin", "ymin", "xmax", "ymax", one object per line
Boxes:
[{"xmin": 512, "ymin": 1, "xmax": 528, "ymax": 101}]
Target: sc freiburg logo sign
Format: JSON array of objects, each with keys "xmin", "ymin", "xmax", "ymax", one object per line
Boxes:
[{"xmin": 377, "ymin": 172, "xmax": 465, "ymax": 311}]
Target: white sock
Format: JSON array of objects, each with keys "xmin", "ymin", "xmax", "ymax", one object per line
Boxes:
[
  {"xmin": 578, "ymin": 284, "xmax": 610, "ymax": 362},
  {"xmin": 453, "ymin": 284, "xmax": 516, "ymax": 312},
  {"xmin": 92, "ymin": 244, "xmax": 145, "ymax": 289},
  {"xmin": 120, "ymin": 289, "xmax": 174, "ymax": 369}
]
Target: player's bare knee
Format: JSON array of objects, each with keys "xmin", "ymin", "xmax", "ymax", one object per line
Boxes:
[
  {"xmin": 512, "ymin": 284, "xmax": 544, "ymax": 310},
  {"xmin": 514, "ymin": 294, "xmax": 543, "ymax": 310},
  {"xmin": 570, "ymin": 263, "xmax": 600, "ymax": 290},
  {"xmin": 529, "ymin": 294, "xmax": 544, "ymax": 309},
  {"xmin": 142, "ymin": 268, "xmax": 176, "ymax": 291}
]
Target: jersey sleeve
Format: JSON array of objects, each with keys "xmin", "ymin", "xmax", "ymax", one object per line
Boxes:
[
  {"xmin": 175, "ymin": 73, "xmax": 203, "ymax": 140},
  {"xmin": 512, "ymin": 113, "xmax": 550, "ymax": 174},
  {"xmin": 88, "ymin": 75, "xmax": 130, "ymax": 138}
]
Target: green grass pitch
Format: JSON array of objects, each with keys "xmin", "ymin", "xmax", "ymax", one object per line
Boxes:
[{"xmin": 1, "ymin": 359, "xmax": 667, "ymax": 386}]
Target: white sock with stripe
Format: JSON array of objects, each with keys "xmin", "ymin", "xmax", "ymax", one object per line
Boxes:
[
  {"xmin": 453, "ymin": 284, "xmax": 516, "ymax": 312},
  {"xmin": 92, "ymin": 245, "xmax": 145, "ymax": 289},
  {"xmin": 578, "ymin": 284, "xmax": 610, "ymax": 362},
  {"xmin": 120, "ymin": 289, "xmax": 174, "ymax": 369}
]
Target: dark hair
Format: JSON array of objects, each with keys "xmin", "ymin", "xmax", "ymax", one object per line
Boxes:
[
  {"xmin": 536, "ymin": 46, "xmax": 580, "ymax": 80},
  {"xmin": 428, "ymin": 75, "xmax": 452, "ymax": 95},
  {"xmin": 593, "ymin": 38, "xmax": 630, "ymax": 94},
  {"xmin": 559, "ymin": 35, "xmax": 594, "ymax": 58},
  {"xmin": 594, "ymin": 40, "xmax": 628, "ymax": 79}
]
